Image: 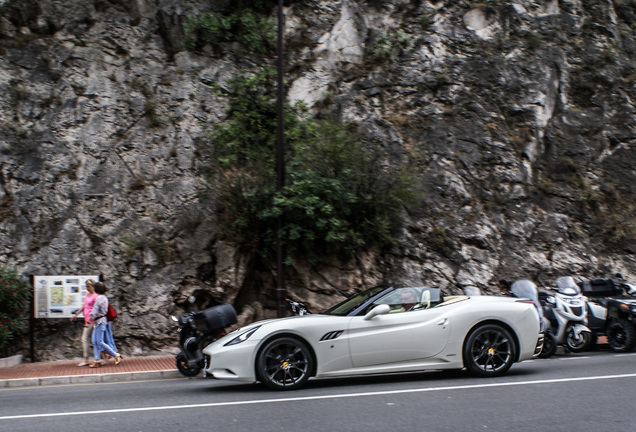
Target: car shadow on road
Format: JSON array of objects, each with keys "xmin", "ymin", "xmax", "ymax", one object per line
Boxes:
[{"xmin": 192, "ymin": 366, "xmax": 539, "ymax": 394}]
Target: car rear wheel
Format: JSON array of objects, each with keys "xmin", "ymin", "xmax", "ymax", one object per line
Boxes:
[
  {"xmin": 607, "ymin": 318, "xmax": 636, "ymax": 353},
  {"xmin": 463, "ymin": 324, "xmax": 515, "ymax": 377},
  {"xmin": 256, "ymin": 337, "xmax": 313, "ymax": 390}
]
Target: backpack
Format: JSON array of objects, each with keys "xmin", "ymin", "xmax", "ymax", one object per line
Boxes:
[{"xmin": 106, "ymin": 304, "xmax": 117, "ymax": 321}]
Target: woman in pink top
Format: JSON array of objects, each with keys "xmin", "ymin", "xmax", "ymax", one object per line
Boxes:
[{"xmin": 69, "ymin": 279, "xmax": 98, "ymax": 366}]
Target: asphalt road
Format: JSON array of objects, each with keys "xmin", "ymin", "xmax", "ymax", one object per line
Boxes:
[{"xmin": 1, "ymin": 350, "xmax": 635, "ymax": 432}]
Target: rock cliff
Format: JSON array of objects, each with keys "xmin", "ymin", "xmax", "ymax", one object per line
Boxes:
[{"xmin": 1, "ymin": 0, "xmax": 635, "ymax": 360}]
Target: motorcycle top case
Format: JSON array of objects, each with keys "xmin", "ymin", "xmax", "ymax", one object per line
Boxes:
[
  {"xmin": 194, "ymin": 304, "xmax": 238, "ymax": 333},
  {"xmin": 578, "ymin": 279, "xmax": 623, "ymax": 298}
]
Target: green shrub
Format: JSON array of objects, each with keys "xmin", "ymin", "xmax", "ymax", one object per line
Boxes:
[
  {"xmin": 184, "ymin": 13, "xmax": 233, "ymax": 50},
  {"xmin": 373, "ymin": 30, "xmax": 413, "ymax": 62},
  {"xmin": 0, "ymin": 267, "xmax": 31, "ymax": 353},
  {"xmin": 205, "ymin": 69, "xmax": 418, "ymax": 264},
  {"xmin": 420, "ymin": 13, "xmax": 432, "ymax": 31},
  {"xmin": 184, "ymin": 7, "xmax": 275, "ymax": 54}
]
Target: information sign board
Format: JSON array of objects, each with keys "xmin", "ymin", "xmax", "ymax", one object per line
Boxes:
[{"xmin": 33, "ymin": 275, "xmax": 99, "ymax": 318}]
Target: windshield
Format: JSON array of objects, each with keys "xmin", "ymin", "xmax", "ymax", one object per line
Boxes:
[
  {"xmin": 322, "ymin": 285, "xmax": 390, "ymax": 316},
  {"xmin": 556, "ymin": 276, "xmax": 581, "ymax": 295},
  {"xmin": 322, "ymin": 285, "xmax": 443, "ymax": 316}
]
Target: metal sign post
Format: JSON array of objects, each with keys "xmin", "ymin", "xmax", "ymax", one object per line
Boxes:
[{"xmin": 276, "ymin": 0, "xmax": 287, "ymax": 318}]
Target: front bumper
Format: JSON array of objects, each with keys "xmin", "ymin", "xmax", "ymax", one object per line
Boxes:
[{"xmin": 202, "ymin": 338, "xmax": 261, "ymax": 383}]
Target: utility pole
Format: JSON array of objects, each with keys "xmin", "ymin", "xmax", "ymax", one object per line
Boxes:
[{"xmin": 276, "ymin": 0, "xmax": 287, "ymax": 318}]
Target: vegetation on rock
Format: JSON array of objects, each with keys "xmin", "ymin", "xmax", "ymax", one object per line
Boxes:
[
  {"xmin": 0, "ymin": 267, "xmax": 31, "ymax": 356},
  {"xmin": 203, "ymin": 68, "xmax": 419, "ymax": 265},
  {"xmin": 184, "ymin": 0, "xmax": 276, "ymax": 55}
]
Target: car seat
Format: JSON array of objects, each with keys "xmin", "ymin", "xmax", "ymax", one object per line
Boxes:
[{"xmin": 420, "ymin": 289, "xmax": 431, "ymax": 309}]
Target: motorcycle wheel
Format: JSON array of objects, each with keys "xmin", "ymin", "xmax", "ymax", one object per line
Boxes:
[
  {"xmin": 176, "ymin": 352, "xmax": 201, "ymax": 377},
  {"xmin": 565, "ymin": 329, "xmax": 592, "ymax": 353},
  {"xmin": 539, "ymin": 332, "xmax": 557, "ymax": 358},
  {"xmin": 607, "ymin": 318, "xmax": 636, "ymax": 353}
]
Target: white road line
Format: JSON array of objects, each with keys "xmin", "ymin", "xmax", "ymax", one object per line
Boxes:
[
  {"xmin": 2, "ymin": 373, "xmax": 636, "ymax": 421},
  {"xmin": 557, "ymin": 356, "xmax": 590, "ymax": 360}
]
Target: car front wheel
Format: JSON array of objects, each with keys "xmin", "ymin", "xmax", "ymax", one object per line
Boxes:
[
  {"xmin": 463, "ymin": 324, "xmax": 515, "ymax": 377},
  {"xmin": 256, "ymin": 337, "xmax": 314, "ymax": 390}
]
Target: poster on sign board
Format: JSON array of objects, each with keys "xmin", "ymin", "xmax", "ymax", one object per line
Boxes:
[{"xmin": 33, "ymin": 275, "xmax": 99, "ymax": 318}]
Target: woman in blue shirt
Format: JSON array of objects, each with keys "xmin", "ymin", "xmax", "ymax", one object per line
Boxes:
[{"xmin": 89, "ymin": 282, "xmax": 121, "ymax": 367}]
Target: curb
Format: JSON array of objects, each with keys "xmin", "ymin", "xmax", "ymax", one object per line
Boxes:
[
  {"xmin": 0, "ymin": 355, "xmax": 23, "ymax": 368},
  {"xmin": 0, "ymin": 369, "xmax": 185, "ymax": 389}
]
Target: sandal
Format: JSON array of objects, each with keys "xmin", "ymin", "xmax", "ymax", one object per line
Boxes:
[
  {"xmin": 77, "ymin": 362, "xmax": 89, "ymax": 367},
  {"xmin": 114, "ymin": 353, "xmax": 122, "ymax": 365},
  {"xmin": 89, "ymin": 360, "xmax": 102, "ymax": 368}
]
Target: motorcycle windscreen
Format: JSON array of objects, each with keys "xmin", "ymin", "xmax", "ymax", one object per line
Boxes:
[{"xmin": 511, "ymin": 280, "xmax": 545, "ymax": 320}]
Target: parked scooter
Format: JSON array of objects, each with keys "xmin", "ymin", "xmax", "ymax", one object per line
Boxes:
[
  {"xmin": 286, "ymin": 297, "xmax": 310, "ymax": 316},
  {"xmin": 579, "ymin": 293, "xmax": 608, "ymax": 352},
  {"xmin": 501, "ymin": 279, "xmax": 554, "ymax": 358},
  {"xmin": 171, "ymin": 300, "xmax": 237, "ymax": 377},
  {"xmin": 542, "ymin": 276, "xmax": 593, "ymax": 353}
]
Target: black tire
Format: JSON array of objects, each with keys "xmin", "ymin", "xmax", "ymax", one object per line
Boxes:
[
  {"xmin": 256, "ymin": 337, "xmax": 313, "ymax": 390},
  {"xmin": 565, "ymin": 328, "xmax": 592, "ymax": 353},
  {"xmin": 607, "ymin": 318, "xmax": 636, "ymax": 353},
  {"xmin": 539, "ymin": 331, "xmax": 557, "ymax": 359},
  {"xmin": 463, "ymin": 324, "xmax": 516, "ymax": 377},
  {"xmin": 176, "ymin": 352, "xmax": 201, "ymax": 377}
]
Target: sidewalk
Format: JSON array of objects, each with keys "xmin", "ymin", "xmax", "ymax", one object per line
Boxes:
[{"xmin": 0, "ymin": 355, "xmax": 183, "ymax": 388}]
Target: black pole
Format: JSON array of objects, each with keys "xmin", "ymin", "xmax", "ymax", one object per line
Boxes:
[
  {"xmin": 276, "ymin": 0, "xmax": 287, "ymax": 318},
  {"xmin": 30, "ymin": 275, "xmax": 35, "ymax": 362}
]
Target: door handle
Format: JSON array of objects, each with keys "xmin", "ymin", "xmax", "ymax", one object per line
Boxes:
[{"xmin": 437, "ymin": 318, "xmax": 448, "ymax": 326}]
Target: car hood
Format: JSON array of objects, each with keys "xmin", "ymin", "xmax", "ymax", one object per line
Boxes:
[{"xmin": 215, "ymin": 314, "xmax": 334, "ymax": 344}]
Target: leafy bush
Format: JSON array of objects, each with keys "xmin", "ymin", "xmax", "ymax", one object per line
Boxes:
[
  {"xmin": 0, "ymin": 267, "xmax": 31, "ymax": 353},
  {"xmin": 205, "ymin": 69, "xmax": 418, "ymax": 264},
  {"xmin": 373, "ymin": 30, "xmax": 414, "ymax": 62},
  {"xmin": 184, "ymin": 6, "xmax": 275, "ymax": 54}
]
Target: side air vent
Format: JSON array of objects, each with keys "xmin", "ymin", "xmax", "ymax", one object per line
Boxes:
[{"xmin": 320, "ymin": 330, "xmax": 344, "ymax": 341}]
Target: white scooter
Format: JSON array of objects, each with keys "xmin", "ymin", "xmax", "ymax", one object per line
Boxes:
[{"xmin": 542, "ymin": 276, "xmax": 593, "ymax": 353}]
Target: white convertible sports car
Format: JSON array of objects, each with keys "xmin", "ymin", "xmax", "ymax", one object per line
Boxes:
[{"xmin": 202, "ymin": 285, "xmax": 543, "ymax": 390}]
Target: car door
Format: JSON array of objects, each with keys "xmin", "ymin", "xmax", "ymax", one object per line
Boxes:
[{"xmin": 347, "ymin": 307, "xmax": 451, "ymax": 368}]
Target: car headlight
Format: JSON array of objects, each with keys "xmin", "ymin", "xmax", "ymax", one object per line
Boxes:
[{"xmin": 224, "ymin": 326, "xmax": 261, "ymax": 346}]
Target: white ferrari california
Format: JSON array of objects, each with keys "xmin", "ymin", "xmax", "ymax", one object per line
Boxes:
[{"xmin": 202, "ymin": 285, "xmax": 543, "ymax": 390}]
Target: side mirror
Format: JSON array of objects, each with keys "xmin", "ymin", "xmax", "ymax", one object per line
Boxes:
[{"xmin": 364, "ymin": 304, "xmax": 391, "ymax": 320}]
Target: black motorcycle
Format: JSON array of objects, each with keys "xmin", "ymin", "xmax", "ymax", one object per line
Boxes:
[
  {"xmin": 286, "ymin": 297, "xmax": 310, "ymax": 316},
  {"xmin": 578, "ymin": 274, "xmax": 636, "ymax": 352},
  {"xmin": 171, "ymin": 303, "xmax": 238, "ymax": 377}
]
